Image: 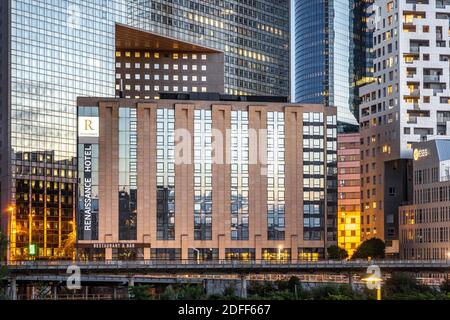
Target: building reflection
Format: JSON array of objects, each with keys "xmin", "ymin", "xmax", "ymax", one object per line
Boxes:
[{"xmin": 11, "ymin": 151, "xmax": 76, "ymax": 260}]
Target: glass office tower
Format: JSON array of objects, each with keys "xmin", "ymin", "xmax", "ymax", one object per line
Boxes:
[
  {"xmin": 0, "ymin": 0, "xmax": 290, "ymax": 261},
  {"xmin": 292, "ymin": 0, "xmax": 373, "ymax": 127}
]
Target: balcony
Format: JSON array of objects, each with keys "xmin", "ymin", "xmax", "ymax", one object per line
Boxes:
[
  {"xmin": 424, "ymin": 74, "xmax": 441, "ymax": 82},
  {"xmin": 408, "ymin": 89, "xmax": 420, "ymax": 97}
]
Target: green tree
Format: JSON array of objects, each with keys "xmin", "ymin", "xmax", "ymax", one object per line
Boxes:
[
  {"xmin": 128, "ymin": 285, "xmax": 155, "ymax": 300},
  {"xmin": 352, "ymin": 238, "xmax": 385, "ymax": 260},
  {"xmin": 440, "ymin": 278, "xmax": 450, "ymax": 294},
  {"xmin": 327, "ymin": 245, "xmax": 349, "ymax": 260},
  {"xmin": 383, "ymin": 272, "xmax": 436, "ymax": 300},
  {"xmin": 176, "ymin": 285, "xmax": 205, "ymax": 300},
  {"xmin": 160, "ymin": 285, "xmax": 177, "ymax": 300}
]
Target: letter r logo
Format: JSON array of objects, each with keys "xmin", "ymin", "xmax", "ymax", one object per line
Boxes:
[{"xmin": 85, "ymin": 119, "xmax": 93, "ymax": 131}]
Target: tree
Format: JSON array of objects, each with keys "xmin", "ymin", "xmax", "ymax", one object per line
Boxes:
[
  {"xmin": 383, "ymin": 272, "xmax": 435, "ymax": 299},
  {"xmin": 176, "ymin": 284, "xmax": 205, "ymax": 300},
  {"xmin": 128, "ymin": 285, "xmax": 155, "ymax": 300},
  {"xmin": 441, "ymin": 278, "xmax": 450, "ymax": 294},
  {"xmin": 352, "ymin": 238, "xmax": 385, "ymax": 260},
  {"xmin": 327, "ymin": 245, "xmax": 349, "ymax": 260}
]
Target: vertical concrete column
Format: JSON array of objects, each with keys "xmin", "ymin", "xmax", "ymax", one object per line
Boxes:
[
  {"xmin": 175, "ymin": 105, "xmax": 194, "ymax": 260},
  {"xmin": 218, "ymin": 234, "xmax": 225, "ymax": 260},
  {"xmin": 10, "ymin": 277, "xmax": 17, "ymax": 300},
  {"xmin": 128, "ymin": 277, "xmax": 135, "ymax": 299},
  {"xmin": 53, "ymin": 286, "xmax": 58, "ymax": 300},
  {"xmin": 105, "ymin": 247, "xmax": 113, "ymax": 260},
  {"xmin": 240, "ymin": 275, "xmax": 248, "ymax": 299},
  {"xmin": 143, "ymin": 247, "xmax": 150, "ymax": 260}
]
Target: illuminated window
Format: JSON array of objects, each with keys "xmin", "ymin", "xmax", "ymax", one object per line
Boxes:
[
  {"xmin": 134, "ymin": 52, "xmax": 140, "ymax": 58},
  {"xmin": 173, "ymin": 53, "xmax": 179, "ymax": 59},
  {"xmin": 154, "ymin": 53, "xmax": 160, "ymax": 59},
  {"xmin": 115, "ymin": 51, "xmax": 122, "ymax": 57}
]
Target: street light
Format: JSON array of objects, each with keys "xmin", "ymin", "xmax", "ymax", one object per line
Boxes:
[{"xmin": 362, "ymin": 273, "xmax": 382, "ymax": 300}]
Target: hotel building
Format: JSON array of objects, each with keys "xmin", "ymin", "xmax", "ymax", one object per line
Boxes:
[
  {"xmin": 359, "ymin": 0, "xmax": 450, "ymax": 253},
  {"xmin": 76, "ymin": 94, "xmax": 337, "ymax": 261},
  {"xmin": 399, "ymin": 139, "xmax": 450, "ymax": 260},
  {"xmin": 1, "ymin": 0, "xmax": 289, "ymax": 260}
]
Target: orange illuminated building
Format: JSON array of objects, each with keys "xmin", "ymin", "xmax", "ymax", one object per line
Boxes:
[{"xmin": 337, "ymin": 132, "xmax": 361, "ymax": 257}]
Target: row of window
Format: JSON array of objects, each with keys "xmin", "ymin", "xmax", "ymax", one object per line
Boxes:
[{"xmin": 116, "ymin": 52, "xmax": 208, "ymax": 60}]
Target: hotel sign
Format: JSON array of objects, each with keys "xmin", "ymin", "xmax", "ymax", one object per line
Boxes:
[
  {"xmin": 413, "ymin": 148, "xmax": 429, "ymax": 161},
  {"xmin": 83, "ymin": 144, "xmax": 94, "ymax": 240},
  {"xmin": 78, "ymin": 116, "xmax": 99, "ymax": 137}
]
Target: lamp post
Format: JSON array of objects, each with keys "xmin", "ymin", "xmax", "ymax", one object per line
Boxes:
[{"xmin": 362, "ymin": 273, "xmax": 382, "ymax": 300}]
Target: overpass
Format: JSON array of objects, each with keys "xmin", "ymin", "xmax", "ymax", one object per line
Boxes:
[
  {"xmin": 4, "ymin": 259, "xmax": 450, "ymax": 274},
  {"xmin": 3, "ymin": 260, "xmax": 450, "ymax": 300}
]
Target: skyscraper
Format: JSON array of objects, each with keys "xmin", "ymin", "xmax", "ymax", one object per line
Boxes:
[
  {"xmin": 0, "ymin": 0, "xmax": 290, "ymax": 261},
  {"xmin": 291, "ymin": 0, "xmax": 374, "ymax": 127},
  {"xmin": 359, "ymin": 0, "xmax": 450, "ymax": 254}
]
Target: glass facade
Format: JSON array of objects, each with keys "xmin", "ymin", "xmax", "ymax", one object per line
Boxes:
[
  {"xmin": 293, "ymin": 0, "xmax": 368, "ymax": 126},
  {"xmin": 194, "ymin": 109, "xmax": 213, "ymax": 240},
  {"xmin": 352, "ymin": 0, "xmax": 375, "ymax": 122},
  {"xmin": 303, "ymin": 112, "xmax": 326, "ymax": 241},
  {"xmin": 156, "ymin": 108, "xmax": 176, "ymax": 240},
  {"xmin": 4, "ymin": 0, "xmax": 290, "ymax": 260},
  {"xmin": 230, "ymin": 110, "xmax": 249, "ymax": 240},
  {"xmin": 225, "ymin": 248, "xmax": 255, "ymax": 261},
  {"xmin": 326, "ymin": 115, "xmax": 338, "ymax": 242},
  {"xmin": 267, "ymin": 112, "xmax": 285, "ymax": 241},
  {"xmin": 118, "ymin": 107, "xmax": 137, "ymax": 240}
]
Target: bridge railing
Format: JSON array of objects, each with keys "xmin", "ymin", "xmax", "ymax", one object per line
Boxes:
[{"xmin": 3, "ymin": 259, "xmax": 450, "ymax": 268}]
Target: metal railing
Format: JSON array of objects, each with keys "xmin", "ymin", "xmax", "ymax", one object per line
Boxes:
[{"xmin": 4, "ymin": 259, "xmax": 450, "ymax": 269}]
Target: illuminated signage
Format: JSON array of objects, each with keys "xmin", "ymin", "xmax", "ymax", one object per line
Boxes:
[
  {"xmin": 83, "ymin": 144, "xmax": 93, "ymax": 240},
  {"xmin": 78, "ymin": 117, "xmax": 99, "ymax": 137},
  {"xmin": 413, "ymin": 148, "xmax": 429, "ymax": 161}
]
